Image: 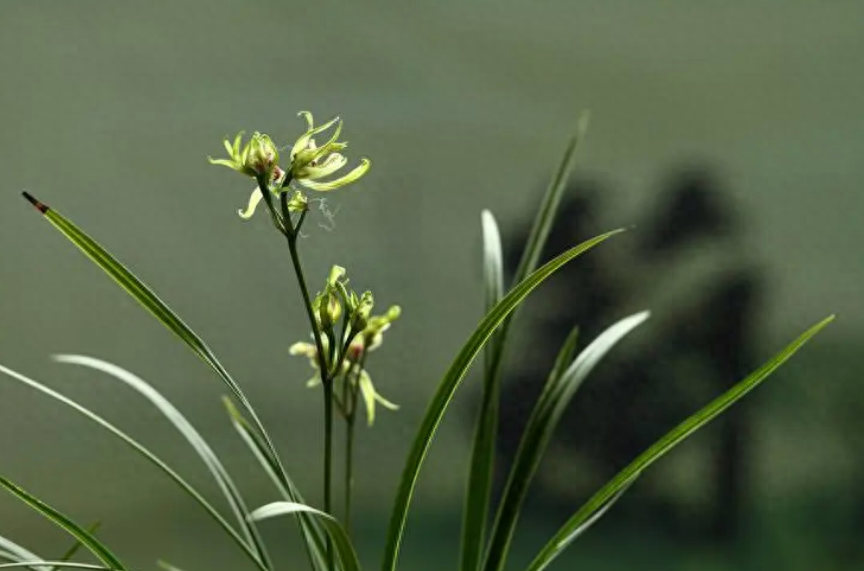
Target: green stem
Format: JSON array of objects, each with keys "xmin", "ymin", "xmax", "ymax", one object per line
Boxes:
[
  {"xmin": 345, "ymin": 408, "xmax": 356, "ymax": 538},
  {"xmin": 323, "ymin": 376, "xmax": 335, "ymax": 571},
  {"xmin": 261, "ymin": 174, "xmax": 335, "ymax": 571}
]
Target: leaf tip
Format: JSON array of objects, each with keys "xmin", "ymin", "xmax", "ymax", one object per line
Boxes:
[{"xmin": 22, "ymin": 191, "xmax": 49, "ymax": 214}]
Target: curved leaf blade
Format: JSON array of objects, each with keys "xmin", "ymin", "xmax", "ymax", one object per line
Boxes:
[
  {"xmin": 223, "ymin": 399, "xmax": 327, "ymax": 571},
  {"xmin": 0, "ymin": 536, "xmax": 50, "ymax": 571},
  {"xmin": 52, "ymin": 355, "xmax": 270, "ymax": 570},
  {"xmin": 525, "ymin": 315, "xmax": 835, "ymax": 571},
  {"xmin": 0, "ymin": 563, "xmax": 114, "ymax": 571},
  {"xmin": 460, "ymin": 210, "xmax": 505, "ymax": 571},
  {"xmin": 0, "ymin": 477, "xmax": 125, "ymax": 571},
  {"xmin": 483, "ymin": 312, "xmax": 649, "ymax": 571},
  {"xmin": 21, "ymin": 194, "xmax": 293, "ymax": 502},
  {"xmin": 0, "ymin": 362, "xmax": 266, "ymax": 571},
  {"xmin": 251, "ymin": 502, "xmax": 362, "ymax": 571},
  {"xmin": 381, "ymin": 228, "xmax": 624, "ymax": 571}
]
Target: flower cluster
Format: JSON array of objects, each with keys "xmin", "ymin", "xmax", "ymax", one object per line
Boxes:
[
  {"xmin": 289, "ymin": 266, "xmax": 400, "ymax": 426},
  {"xmin": 208, "ymin": 111, "xmax": 371, "ymax": 221}
]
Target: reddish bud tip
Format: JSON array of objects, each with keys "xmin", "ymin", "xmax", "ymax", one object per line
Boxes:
[{"xmin": 22, "ymin": 191, "xmax": 49, "ymax": 214}]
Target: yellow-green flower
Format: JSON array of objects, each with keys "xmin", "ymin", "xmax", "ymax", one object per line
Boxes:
[
  {"xmin": 208, "ymin": 131, "xmax": 279, "ymax": 179},
  {"xmin": 288, "ymin": 111, "xmax": 371, "ymax": 192},
  {"xmin": 210, "ymin": 111, "xmax": 371, "ymax": 221},
  {"xmin": 288, "ymin": 338, "xmax": 397, "ymax": 426}
]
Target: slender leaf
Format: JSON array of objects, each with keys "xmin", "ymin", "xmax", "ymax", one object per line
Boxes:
[
  {"xmin": 0, "ymin": 564, "xmax": 113, "ymax": 571},
  {"xmin": 157, "ymin": 561, "xmax": 189, "ymax": 571},
  {"xmin": 0, "ymin": 537, "xmax": 50, "ymax": 571},
  {"xmin": 0, "ymin": 362, "xmax": 266, "ymax": 571},
  {"xmin": 460, "ymin": 118, "xmax": 589, "ymax": 571},
  {"xmin": 21, "ymin": 196, "xmax": 292, "ymax": 499},
  {"xmin": 460, "ymin": 210, "xmax": 505, "ymax": 571},
  {"xmin": 514, "ymin": 112, "xmax": 591, "ymax": 284},
  {"xmin": 22, "ymin": 193, "xmax": 316, "ymax": 565},
  {"xmin": 223, "ymin": 398, "xmax": 327, "ymax": 571},
  {"xmin": 52, "ymin": 355, "xmax": 270, "ymax": 570},
  {"xmin": 0, "ymin": 477, "xmax": 125, "ymax": 571},
  {"xmin": 58, "ymin": 521, "xmax": 101, "ymax": 563},
  {"xmin": 483, "ymin": 312, "xmax": 649, "ymax": 571},
  {"xmin": 380, "ymin": 228, "xmax": 623, "ymax": 571},
  {"xmin": 525, "ymin": 315, "xmax": 835, "ymax": 571},
  {"xmin": 251, "ymin": 502, "xmax": 361, "ymax": 571}
]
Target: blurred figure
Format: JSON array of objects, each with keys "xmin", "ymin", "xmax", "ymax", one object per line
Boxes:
[{"xmin": 485, "ymin": 166, "xmax": 764, "ymax": 544}]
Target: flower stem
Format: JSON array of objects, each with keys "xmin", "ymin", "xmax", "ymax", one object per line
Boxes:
[{"xmin": 345, "ymin": 407, "xmax": 356, "ymax": 538}]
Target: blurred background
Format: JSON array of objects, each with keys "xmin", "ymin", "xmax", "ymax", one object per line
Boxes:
[{"xmin": 1, "ymin": 1, "xmax": 862, "ymax": 570}]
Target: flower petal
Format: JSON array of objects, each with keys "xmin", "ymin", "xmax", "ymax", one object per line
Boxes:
[
  {"xmin": 291, "ymin": 116, "xmax": 341, "ymax": 159},
  {"xmin": 358, "ymin": 370, "xmax": 378, "ymax": 426},
  {"xmin": 374, "ymin": 392, "xmax": 399, "ymax": 411},
  {"xmin": 300, "ymin": 153, "xmax": 348, "ymax": 180},
  {"xmin": 238, "ymin": 187, "xmax": 263, "ymax": 219},
  {"xmin": 298, "ymin": 111, "xmax": 314, "ymax": 131},
  {"xmin": 289, "ymin": 341, "xmax": 317, "ymax": 357},
  {"xmin": 208, "ymin": 157, "xmax": 241, "ymax": 170},
  {"xmin": 299, "ymin": 158, "xmax": 371, "ymax": 191}
]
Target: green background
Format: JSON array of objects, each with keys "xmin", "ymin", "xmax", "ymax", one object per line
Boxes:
[{"xmin": 1, "ymin": 1, "xmax": 862, "ymax": 570}]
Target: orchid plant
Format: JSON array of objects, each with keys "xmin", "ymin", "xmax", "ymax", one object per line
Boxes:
[{"xmin": 0, "ymin": 109, "xmax": 833, "ymax": 571}]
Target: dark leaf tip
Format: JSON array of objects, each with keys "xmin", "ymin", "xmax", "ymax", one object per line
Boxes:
[{"xmin": 22, "ymin": 191, "xmax": 49, "ymax": 214}]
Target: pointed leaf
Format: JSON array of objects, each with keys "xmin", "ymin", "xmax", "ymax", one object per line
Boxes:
[
  {"xmin": 483, "ymin": 312, "xmax": 649, "ymax": 571},
  {"xmin": 0, "ymin": 362, "xmax": 266, "ymax": 571},
  {"xmin": 52, "ymin": 355, "xmax": 270, "ymax": 569},
  {"xmin": 21, "ymin": 193, "xmax": 293, "ymax": 510},
  {"xmin": 381, "ymin": 228, "xmax": 623, "ymax": 571},
  {"xmin": 251, "ymin": 502, "xmax": 361, "ymax": 571},
  {"xmin": 524, "ymin": 315, "xmax": 835, "ymax": 571},
  {"xmin": 459, "ymin": 210, "xmax": 505, "ymax": 571},
  {"xmin": 0, "ymin": 477, "xmax": 125, "ymax": 571}
]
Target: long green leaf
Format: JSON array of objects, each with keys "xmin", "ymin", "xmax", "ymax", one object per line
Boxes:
[
  {"xmin": 460, "ymin": 210, "xmax": 506, "ymax": 571},
  {"xmin": 251, "ymin": 502, "xmax": 362, "ymax": 571},
  {"xmin": 58, "ymin": 521, "xmax": 101, "ymax": 563},
  {"xmin": 514, "ymin": 112, "xmax": 591, "ymax": 284},
  {"xmin": 223, "ymin": 399, "xmax": 327, "ymax": 571},
  {"xmin": 52, "ymin": 355, "xmax": 270, "ymax": 570},
  {"xmin": 483, "ymin": 312, "xmax": 649, "ymax": 571},
  {"xmin": 0, "ymin": 477, "xmax": 125, "ymax": 571},
  {"xmin": 0, "ymin": 564, "xmax": 114, "ymax": 571},
  {"xmin": 0, "ymin": 362, "xmax": 266, "ymax": 571},
  {"xmin": 22, "ymin": 193, "xmax": 316, "ymax": 564},
  {"xmin": 380, "ymin": 228, "xmax": 623, "ymax": 571},
  {"xmin": 524, "ymin": 315, "xmax": 835, "ymax": 571},
  {"xmin": 21, "ymin": 197, "xmax": 291, "ymax": 494},
  {"xmin": 460, "ymin": 118, "xmax": 589, "ymax": 571}
]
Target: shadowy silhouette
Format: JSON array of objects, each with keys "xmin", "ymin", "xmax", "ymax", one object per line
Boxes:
[{"xmin": 484, "ymin": 166, "xmax": 764, "ymax": 544}]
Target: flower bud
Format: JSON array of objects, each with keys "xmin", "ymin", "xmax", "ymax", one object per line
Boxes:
[{"xmin": 351, "ymin": 291, "xmax": 374, "ymax": 332}]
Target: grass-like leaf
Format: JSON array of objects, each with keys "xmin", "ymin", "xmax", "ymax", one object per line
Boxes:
[
  {"xmin": 250, "ymin": 502, "xmax": 362, "ymax": 571},
  {"xmin": 460, "ymin": 118, "xmax": 589, "ymax": 571},
  {"xmin": 0, "ymin": 564, "xmax": 114, "ymax": 571},
  {"xmin": 0, "ymin": 477, "xmax": 125, "ymax": 571},
  {"xmin": 380, "ymin": 228, "xmax": 623, "ymax": 571},
  {"xmin": 20, "ymin": 195, "xmax": 292, "ymax": 498},
  {"xmin": 58, "ymin": 521, "xmax": 101, "ymax": 563},
  {"xmin": 21, "ymin": 193, "xmax": 319, "ymax": 566},
  {"xmin": 459, "ymin": 210, "xmax": 505, "ymax": 571},
  {"xmin": 483, "ymin": 312, "xmax": 649, "ymax": 571},
  {"xmin": 524, "ymin": 314, "xmax": 835, "ymax": 571},
  {"xmin": 0, "ymin": 362, "xmax": 266, "ymax": 571},
  {"xmin": 0, "ymin": 536, "xmax": 50, "ymax": 571},
  {"xmin": 52, "ymin": 355, "xmax": 270, "ymax": 570},
  {"xmin": 223, "ymin": 399, "xmax": 327, "ymax": 571}
]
